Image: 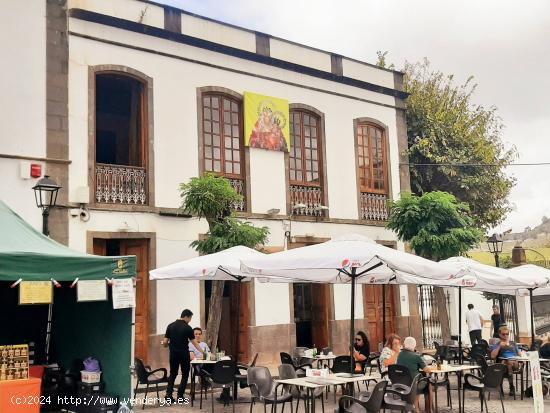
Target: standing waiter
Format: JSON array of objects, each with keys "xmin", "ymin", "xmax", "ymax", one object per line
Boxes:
[{"xmin": 162, "ymin": 309, "xmax": 205, "ymax": 402}]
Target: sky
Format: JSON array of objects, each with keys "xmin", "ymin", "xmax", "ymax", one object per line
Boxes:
[{"xmin": 161, "ymin": 0, "xmax": 550, "ymax": 233}]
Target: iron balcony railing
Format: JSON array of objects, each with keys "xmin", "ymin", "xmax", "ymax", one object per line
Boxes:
[
  {"xmin": 95, "ymin": 163, "xmax": 147, "ymax": 205},
  {"xmin": 360, "ymin": 192, "xmax": 389, "ymax": 221},
  {"xmin": 228, "ymin": 178, "xmax": 246, "ymax": 212},
  {"xmin": 290, "ymin": 184, "xmax": 325, "ymax": 216}
]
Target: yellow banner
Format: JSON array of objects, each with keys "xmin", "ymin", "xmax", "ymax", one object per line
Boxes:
[
  {"xmin": 19, "ymin": 281, "xmax": 53, "ymax": 305},
  {"xmin": 244, "ymin": 92, "xmax": 290, "ymax": 152}
]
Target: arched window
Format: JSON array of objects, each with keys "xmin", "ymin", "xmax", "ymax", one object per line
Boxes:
[
  {"xmin": 356, "ymin": 121, "xmax": 389, "ymax": 221},
  {"xmin": 200, "ymin": 91, "xmax": 247, "ymax": 211},
  {"xmin": 289, "ymin": 109, "xmax": 326, "ymax": 216}
]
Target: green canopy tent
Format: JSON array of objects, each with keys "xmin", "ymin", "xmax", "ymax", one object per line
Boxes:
[{"xmin": 0, "ymin": 200, "xmax": 137, "ymax": 399}]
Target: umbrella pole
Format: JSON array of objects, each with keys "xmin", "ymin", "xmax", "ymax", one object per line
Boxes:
[
  {"xmin": 382, "ymin": 284, "xmax": 387, "ymax": 345},
  {"xmin": 45, "ymin": 303, "xmax": 53, "ymax": 364},
  {"xmin": 529, "ymin": 288, "xmax": 535, "ymax": 349},
  {"xmin": 235, "ymin": 278, "xmax": 242, "ymax": 363},
  {"xmin": 458, "ymin": 287, "xmax": 462, "ymax": 364},
  {"xmin": 350, "ymin": 268, "xmax": 356, "ymax": 377}
]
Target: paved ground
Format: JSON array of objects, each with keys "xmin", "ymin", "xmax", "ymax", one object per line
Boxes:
[{"xmin": 129, "ymin": 375, "xmax": 548, "ymax": 412}]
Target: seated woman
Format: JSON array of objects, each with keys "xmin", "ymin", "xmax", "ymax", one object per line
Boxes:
[
  {"xmin": 353, "ymin": 331, "xmax": 370, "ymax": 373},
  {"xmin": 379, "ymin": 334, "xmax": 401, "ymax": 374},
  {"xmin": 490, "ymin": 325, "xmax": 525, "ymax": 395}
]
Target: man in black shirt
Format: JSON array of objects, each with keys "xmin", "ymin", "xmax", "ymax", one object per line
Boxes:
[
  {"xmin": 491, "ymin": 305, "xmax": 505, "ymax": 338},
  {"xmin": 162, "ymin": 309, "xmax": 205, "ymax": 402}
]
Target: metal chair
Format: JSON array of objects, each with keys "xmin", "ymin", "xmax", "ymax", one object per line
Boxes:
[
  {"xmin": 201, "ymin": 360, "xmax": 237, "ymax": 413},
  {"xmin": 281, "ymin": 352, "xmax": 312, "ymax": 377},
  {"xmin": 462, "ymin": 363, "xmax": 507, "ymax": 412},
  {"xmin": 134, "ymin": 358, "xmax": 168, "ymax": 410},
  {"xmin": 337, "ymin": 381, "xmax": 388, "ymax": 413},
  {"xmin": 279, "ymin": 364, "xmax": 324, "ymax": 413},
  {"xmin": 247, "ymin": 366, "xmax": 293, "ymax": 413}
]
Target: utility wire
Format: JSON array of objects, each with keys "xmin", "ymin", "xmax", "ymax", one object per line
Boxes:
[{"xmin": 400, "ymin": 162, "xmax": 550, "ymax": 167}]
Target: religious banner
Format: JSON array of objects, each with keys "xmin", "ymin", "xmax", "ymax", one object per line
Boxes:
[
  {"xmin": 19, "ymin": 281, "xmax": 53, "ymax": 305},
  {"xmin": 244, "ymin": 91, "xmax": 290, "ymax": 152}
]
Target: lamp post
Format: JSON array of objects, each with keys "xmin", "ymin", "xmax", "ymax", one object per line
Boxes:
[
  {"xmin": 32, "ymin": 175, "xmax": 61, "ymax": 236},
  {"xmin": 32, "ymin": 175, "xmax": 61, "ymax": 364},
  {"xmin": 487, "ymin": 233, "xmax": 506, "ymax": 321}
]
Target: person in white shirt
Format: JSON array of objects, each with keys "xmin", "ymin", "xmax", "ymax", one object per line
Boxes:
[
  {"xmin": 189, "ymin": 327, "xmax": 210, "ymax": 359},
  {"xmin": 465, "ymin": 304, "xmax": 484, "ymax": 345}
]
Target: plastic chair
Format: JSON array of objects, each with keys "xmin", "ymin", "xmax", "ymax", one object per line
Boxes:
[
  {"xmin": 281, "ymin": 352, "xmax": 312, "ymax": 377},
  {"xmin": 279, "ymin": 364, "xmax": 324, "ymax": 413},
  {"xmin": 462, "ymin": 363, "xmax": 507, "ymax": 412},
  {"xmin": 330, "ymin": 356, "xmax": 355, "ymax": 402},
  {"xmin": 247, "ymin": 366, "xmax": 293, "ymax": 413},
  {"xmin": 384, "ymin": 374, "xmax": 427, "ymax": 412},
  {"xmin": 337, "ymin": 381, "xmax": 388, "ymax": 413},
  {"xmin": 134, "ymin": 358, "xmax": 168, "ymax": 410},
  {"xmin": 201, "ymin": 360, "xmax": 237, "ymax": 413}
]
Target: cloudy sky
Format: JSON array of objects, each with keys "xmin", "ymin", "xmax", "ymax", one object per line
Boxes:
[{"xmin": 162, "ymin": 0, "xmax": 550, "ymax": 232}]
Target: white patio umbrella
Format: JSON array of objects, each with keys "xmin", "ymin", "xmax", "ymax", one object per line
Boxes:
[
  {"xmin": 440, "ymin": 258, "xmax": 550, "ymax": 348},
  {"xmin": 241, "ymin": 234, "xmax": 473, "ymax": 375},
  {"xmin": 150, "ymin": 245, "xmax": 272, "ymax": 360}
]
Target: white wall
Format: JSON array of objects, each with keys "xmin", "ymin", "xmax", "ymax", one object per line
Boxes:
[
  {"xmin": 334, "ymin": 284, "xmax": 364, "ymax": 320},
  {"xmin": 253, "ymin": 279, "xmax": 292, "ymax": 326},
  {"xmin": 69, "ymin": 0, "xmax": 164, "ymax": 28}
]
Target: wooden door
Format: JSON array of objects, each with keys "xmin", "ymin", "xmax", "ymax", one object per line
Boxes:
[
  {"xmin": 311, "ymin": 284, "xmax": 330, "ymax": 348},
  {"xmin": 120, "ymin": 239, "xmax": 149, "ymax": 362},
  {"xmin": 230, "ymin": 282, "xmax": 250, "ymax": 362},
  {"xmin": 364, "ymin": 285, "xmax": 394, "ymax": 350}
]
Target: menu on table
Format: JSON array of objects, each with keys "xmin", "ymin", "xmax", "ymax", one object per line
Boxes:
[{"xmin": 0, "ymin": 344, "xmax": 29, "ymax": 381}]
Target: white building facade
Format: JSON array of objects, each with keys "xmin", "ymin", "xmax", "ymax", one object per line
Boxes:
[{"xmin": 1, "ymin": 0, "xmax": 427, "ymax": 367}]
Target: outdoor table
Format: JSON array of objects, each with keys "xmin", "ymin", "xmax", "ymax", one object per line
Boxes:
[
  {"xmin": 0, "ymin": 377, "xmax": 41, "ymax": 413},
  {"xmin": 500, "ymin": 356, "xmax": 549, "ymax": 400},
  {"xmin": 190, "ymin": 358, "xmax": 217, "ymax": 407},
  {"xmin": 275, "ymin": 373, "xmax": 376, "ymax": 413},
  {"xmin": 313, "ymin": 354, "xmax": 336, "ymax": 368},
  {"xmin": 426, "ymin": 364, "xmax": 479, "ymax": 413}
]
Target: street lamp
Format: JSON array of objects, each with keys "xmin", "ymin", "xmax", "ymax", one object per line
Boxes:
[
  {"xmin": 486, "ymin": 233, "xmax": 504, "ymax": 267},
  {"xmin": 32, "ymin": 175, "xmax": 61, "ymax": 236},
  {"xmin": 487, "ymin": 233, "xmax": 506, "ymax": 320}
]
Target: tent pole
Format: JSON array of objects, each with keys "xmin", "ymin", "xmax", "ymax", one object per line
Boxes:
[
  {"xmin": 45, "ymin": 303, "xmax": 53, "ymax": 364},
  {"xmin": 382, "ymin": 284, "xmax": 387, "ymax": 345},
  {"xmin": 529, "ymin": 288, "xmax": 535, "ymax": 349},
  {"xmin": 350, "ymin": 268, "xmax": 356, "ymax": 377},
  {"xmin": 458, "ymin": 287, "xmax": 462, "ymax": 364}
]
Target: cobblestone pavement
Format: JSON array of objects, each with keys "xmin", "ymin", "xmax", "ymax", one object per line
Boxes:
[{"xmin": 131, "ymin": 377, "xmax": 548, "ymax": 412}]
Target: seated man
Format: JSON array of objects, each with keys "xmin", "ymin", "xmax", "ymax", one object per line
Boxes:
[
  {"xmin": 396, "ymin": 337, "xmax": 433, "ymax": 412},
  {"xmin": 189, "ymin": 327, "xmax": 210, "ymax": 359},
  {"xmin": 490, "ymin": 325, "xmax": 524, "ymax": 395}
]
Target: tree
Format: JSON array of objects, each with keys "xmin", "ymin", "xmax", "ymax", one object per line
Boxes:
[
  {"xmin": 377, "ymin": 53, "xmax": 516, "ymax": 229},
  {"xmin": 387, "ymin": 191, "xmax": 483, "ymax": 341},
  {"xmin": 179, "ymin": 174, "xmax": 269, "ymax": 350}
]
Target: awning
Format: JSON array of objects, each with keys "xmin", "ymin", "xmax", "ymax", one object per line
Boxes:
[{"xmin": 0, "ymin": 201, "xmax": 136, "ymax": 281}]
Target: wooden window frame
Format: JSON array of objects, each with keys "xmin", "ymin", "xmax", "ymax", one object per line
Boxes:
[
  {"xmin": 355, "ymin": 121, "xmax": 389, "ymax": 195},
  {"xmin": 289, "ymin": 110, "xmax": 323, "ymax": 188},
  {"xmin": 196, "ymin": 87, "xmax": 251, "ymax": 212},
  {"xmin": 285, "ymin": 104, "xmax": 329, "ymax": 217},
  {"xmin": 87, "ymin": 65, "xmax": 155, "ymax": 211}
]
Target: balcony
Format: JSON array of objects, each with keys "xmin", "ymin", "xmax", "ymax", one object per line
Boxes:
[
  {"xmin": 290, "ymin": 184, "xmax": 324, "ymax": 216},
  {"xmin": 360, "ymin": 192, "xmax": 388, "ymax": 221},
  {"xmin": 228, "ymin": 178, "xmax": 246, "ymax": 212},
  {"xmin": 95, "ymin": 163, "xmax": 147, "ymax": 205}
]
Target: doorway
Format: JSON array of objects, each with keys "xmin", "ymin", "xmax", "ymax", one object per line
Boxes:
[
  {"xmin": 93, "ymin": 238, "xmax": 149, "ymax": 361},
  {"xmin": 203, "ymin": 281, "xmax": 250, "ymax": 362},
  {"xmin": 293, "ymin": 283, "xmax": 330, "ymax": 348},
  {"xmin": 363, "ymin": 285, "xmax": 395, "ymax": 350}
]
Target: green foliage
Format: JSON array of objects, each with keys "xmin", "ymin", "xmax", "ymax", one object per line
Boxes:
[
  {"xmin": 179, "ymin": 173, "xmax": 269, "ymax": 254},
  {"xmin": 375, "ymin": 51, "xmax": 395, "ymax": 70},
  {"xmin": 179, "ymin": 173, "xmax": 242, "ymax": 226},
  {"xmin": 404, "ymin": 59, "xmax": 516, "ymax": 229},
  {"xmin": 387, "ymin": 191, "xmax": 483, "ymax": 261},
  {"xmin": 191, "ymin": 218, "xmax": 270, "ymax": 255}
]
